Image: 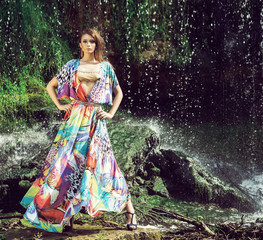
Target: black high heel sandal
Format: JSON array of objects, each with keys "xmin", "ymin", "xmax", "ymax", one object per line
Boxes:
[
  {"xmin": 126, "ymin": 212, "xmax": 137, "ymax": 231},
  {"xmin": 63, "ymin": 216, "xmax": 74, "ymax": 232}
]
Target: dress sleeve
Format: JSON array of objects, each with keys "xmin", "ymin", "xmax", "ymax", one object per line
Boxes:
[
  {"xmin": 55, "ymin": 60, "xmax": 76, "ymax": 99},
  {"xmin": 108, "ymin": 63, "xmax": 119, "ymax": 89}
]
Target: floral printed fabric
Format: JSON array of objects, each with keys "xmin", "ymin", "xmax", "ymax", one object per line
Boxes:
[{"xmin": 20, "ymin": 60, "xmax": 131, "ymax": 233}]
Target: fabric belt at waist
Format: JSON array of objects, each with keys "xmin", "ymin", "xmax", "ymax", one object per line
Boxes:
[{"xmin": 71, "ymin": 100, "xmax": 102, "ymax": 107}]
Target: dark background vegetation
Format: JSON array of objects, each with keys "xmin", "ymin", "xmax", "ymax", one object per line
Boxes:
[{"xmin": 0, "ymin": 0, "xmax": 262, "ymax": 129}]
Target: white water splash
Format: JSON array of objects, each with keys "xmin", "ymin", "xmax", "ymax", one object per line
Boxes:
[
  {"xmin": 0, "ymin": 124, "xmax": 52, "ymax": 166},
  {"xmin": 241, "ymin": 174, "xmax": 263, "ymax": 206}
]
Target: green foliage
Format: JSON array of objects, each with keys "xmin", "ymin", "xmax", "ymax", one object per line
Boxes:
[
  {"xmin": 0, "ymin": 2, "xmax": 67, "ymax": 130},
  {"xmin": 0, "ymin": 0, "xmax": 194, "ymax": 131},
  {"xmin": 0, "ymin": 0, "xmax": 72, "ymax": 80},
  {"xmin": 97, "ymin": 233, "xmax": 105, "ymax": 240},
  {"xmin": 105, "ymin": 0, "xmax": 193, "ymax": 64},
  {"xmin": 0, "ymin": 69, "xmax": 53, "ymax": 132},
  {"xmin": 0, "ymin": 0, "xmax": 73, "ymax": 131}
]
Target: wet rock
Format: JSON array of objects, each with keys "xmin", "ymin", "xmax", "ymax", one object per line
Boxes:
[
  {"xmin": 256, "ymin": 218, "xmax": 263, "ymax": 223},
  {"xmin": 147, "ymin": 149, "xmax": 259, "ymax": 212},
  {"xmin": 107, "ymin": 118, "xmax": 158, "ymax": 173}
]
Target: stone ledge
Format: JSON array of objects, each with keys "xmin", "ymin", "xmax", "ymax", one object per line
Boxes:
[{"xmin": 1, "ymin": 222, "xmax": 161, "ymax": 240}]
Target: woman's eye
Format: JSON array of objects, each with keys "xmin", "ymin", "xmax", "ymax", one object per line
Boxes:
[{"xmin": 82, "ymin": 40, "xmax": 95, "ymax": 44}]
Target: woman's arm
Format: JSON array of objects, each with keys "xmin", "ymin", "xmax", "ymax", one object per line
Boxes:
[
  {"xmin": 97, "ymin": 85, "xmax": 123, "ymax": 120},
  {"xmin": 46, "ymin": 77, "xmax": 72, "ymax": 114}
]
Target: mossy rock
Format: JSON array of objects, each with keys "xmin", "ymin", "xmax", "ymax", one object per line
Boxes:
[
  {"xmin": 107, "ymin": 118, "xmax": 157, "ymax": 172},
  {"xmin": 18, "ymin": 180, "xmax": 33, "ymax": 189},
  {"xmin": 152, "ymin": 177, "xmax": 169, "ymax": 198},
  {"xmin": 147, "ymin": 149, "xmax": 260, "ymax": 212}
]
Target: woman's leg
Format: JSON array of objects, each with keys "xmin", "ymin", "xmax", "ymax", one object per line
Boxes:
[
  {"xmin": 63, "ymin": 216, "xmax": 74, "ymax": 232},
  {"xmin": 126, "ymin": 199, "xmax": 137, "ymax": 229}
]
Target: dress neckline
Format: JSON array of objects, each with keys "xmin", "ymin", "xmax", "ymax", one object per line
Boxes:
[
  {"xmin": 76, "ymin": 59, "xmax": 102, "ymax": 78},
  {"xmin": 76, "ymin": 59, "xmax": 103, "ymax": 71},
  {"xmin": 75, "ymin": 59, "xmax": 102, "ymax": 98},
  {"xmin": 79, "ymin": 59, "xmax": 100, "ymax": 64}
]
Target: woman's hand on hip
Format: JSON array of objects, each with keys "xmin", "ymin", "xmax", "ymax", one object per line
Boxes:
[
  {"xmin": 57, "ymin": 103, "xmax": 72, "ymax": 114},
  {"xmin": 96, "ymin": 109, "xmax": 113, "ymax": 120}
]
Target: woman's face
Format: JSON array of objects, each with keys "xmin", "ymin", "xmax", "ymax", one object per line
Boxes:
[{"xmin": 79, "ymin": 34, "xmax": 96, "ymax": 55}]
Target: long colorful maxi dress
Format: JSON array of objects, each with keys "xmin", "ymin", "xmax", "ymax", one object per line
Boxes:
[{"xmin": 20, "ymin": 59, "xmax": 131, "ymax": 233}]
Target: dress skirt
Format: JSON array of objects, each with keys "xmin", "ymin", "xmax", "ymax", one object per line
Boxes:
[{"xmin": 20, "ymin": 102, "xmax": 131, "ymax": 233}]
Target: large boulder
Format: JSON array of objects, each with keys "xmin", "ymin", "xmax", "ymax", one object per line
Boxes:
[
  {"xmin": 146, "ymin": 149, "xmax": 259, "ymax": 212},
  {"xmin": 109, "ymin": 117, "xmax": 260, "ymax": 212}
]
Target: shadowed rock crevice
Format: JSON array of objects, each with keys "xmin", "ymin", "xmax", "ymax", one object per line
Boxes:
[{"xmin": 144, "ymin": 149, "xmax": 259, "ymax": 212}]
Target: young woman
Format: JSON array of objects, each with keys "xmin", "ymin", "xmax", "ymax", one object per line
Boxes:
[{"xmin": 20, "ymin": 28, "xmax": 137, "ymax": 233}]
